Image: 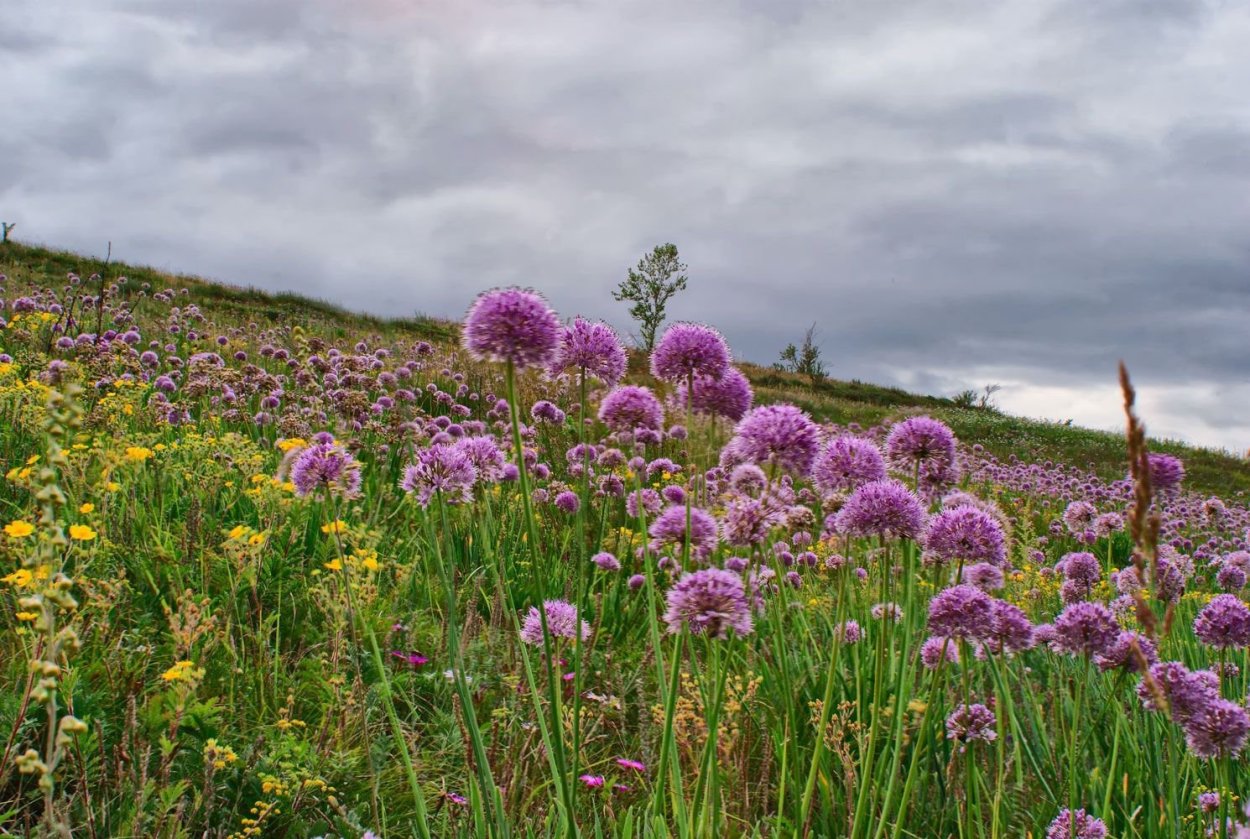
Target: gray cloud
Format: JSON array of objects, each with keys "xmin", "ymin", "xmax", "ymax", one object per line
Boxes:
[{"xmin": 3, "ymin": 0, "xmax": 1249, "ymax": 448}]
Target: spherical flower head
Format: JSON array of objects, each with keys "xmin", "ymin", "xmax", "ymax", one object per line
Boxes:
[
  {"xmin": 921, "ymin": 635, "xmax": 960, "ymax": 669},
  {"xmin": 885, "ymin": 416, "xmax": 957, "ymax": 473},
  {"xmin": 1046, "ymin": 809, "xmax": 1107, "ymax": 839},
  {"xmin": 728, "ymin": 463, "xmax": 768, "ymax": 495},
  {"xmin": 1060, "ymin": 552, "xmax": 1102, "ymax": 588},
  {"xmin": 1217, "ymin": 563, "xmax": 1246, "ymax": 592},
  {"xmin": 729, "ymin": 404, "xmax": 819, "ymax": 477},
  {"xmin": 834, "ymin": 479, "xmax": 927, "ymax": 541},
  {"xmin": 626, "ymin": 488, "xmax": 663, "ymax": 519},
  {"xmin": 962, "ymin": 562, "xmax": 1005, "ymax": 591},
  {"xmin": 554, "ymin": 490, "xmax": 581, "ymax": 514},
  {"xmin": 599, "ymin": 385, "xmax": 665, "ymax": 432},
  {"xmin": 986, "ymin": 600, "xmax": 1035, "ymax": 654},
  {"xmin": 923, "ymin": 507, "xmax": 1006, "ymax": 567},
  {"xmin": 462, "ymin": 287, "xmax": 561, "ymax": 370},
  {"xmin": 290, "ymin": 442, "xmax": 362, "ymax": 499},
  {"xmin": 662, "ymin": 568, "xmax": 754, "ymax": 638},
  {"xmin": 1138, "ymin": 661, "xmax": 1220, "ymax": 723},
  {"xmin": 519, "ymin": 599, "xmax": 591, "ymax": 646},
  {"xmin": 1145, "ymin": 453, "xmax": 1185, "ymax": 493},
  {"xmin": 1053, "ymin": 601, "xmax": 1119, "ymax": 656},
  {"xmin": 927, "ymin": 584, "xmax": 994, "ymax": 641},
  {"xmin": 591, "ymin": 551, "xmax": 621, "ymax": 572},
  {"xmin": 1063, "ymin": 501, "xmax": 1097, "ymax": 535},
  {"xmin": 650, "ymin": 322, "xmax": 731, "ymax": 383},
  {"xmin": 946, "ymin": 703, "xmax": 997, "ymax": 748},
  {"xmin": 1193, "ymin": 594, "xmax": 1250, "ymax": 649},
  {"xmin": 455, "ymin": 436, "xmax": 507, "ymax": 483},
  {"xmin": 812, "ymin": 436, "xmax": 887, "ymax": 494},
  {"xmin": 550, "ymin": 317, "xmax": 627, "ymax": 385},
  {"xmin": 673, "ymin": 367, "xmax": 754, "ymax": 422},
  {"xmin": 400, "ymin": 444, "xmax": 478, "ymax": 508},
  {"xmin": 1183, "ymin": 698, "xmax": 1250, "ymax": 759},
  {"xmin": 1095, "ymin": 630, "xmax": 1158, "ymax": 673},
  {"xmin": 838, "ymin": 619, "xmax": 863, "ymax": 644},
  {"xmin": 649, "ymin": 504, "xmax": 719, "ymax": 559}
]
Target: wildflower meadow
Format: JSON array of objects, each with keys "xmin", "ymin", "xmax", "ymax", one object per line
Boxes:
[{"xmin": 3, "ymin": 242, "xmax": 1250, "ymax": 838}]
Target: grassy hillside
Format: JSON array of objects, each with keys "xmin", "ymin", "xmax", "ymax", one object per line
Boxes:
[{"xmin": 4, "ymin": 239, "xmax": 1247, "ymax": 497}]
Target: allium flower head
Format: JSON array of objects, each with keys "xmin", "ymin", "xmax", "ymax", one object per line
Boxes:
[
  {"xmin": 812, "ymin": 436, "xmax": 886, "ymax": 494},
  {"xmin": 662, "ymin": 568, "xmax": 754, "ymax": 638},
  {"xmin": 520, "ymin": 599, "xmax": 591, "ymax": 646},
  {"xmin": 1145, "ymin": 453, "xmax": 1185, "ymax": 493},
  {"xmin": 921, "ymin": 635, "xmax": 960, "ymax": 668},
  {"xmin": 290, "ymin": 442, "xmax": 362, "ymax": 499},
  {"xmin": 650, "ymin": 322, "xmax": 731, "ymax": 383},
  {"xmin": 1138, "ymin": 661, "xmax": 1220, "ymax": 723},
  {"xmin": 1046, "ymin": 809, "xmax": 1107, "ymax": 839},
  {"xmin": 885, "ymin": 416, "xmax": 957, "ymax": 474},
  {"xmin": 462, "ymin": 287, "xmax": 562, "ymax": 369},
  {"xmin": 673, "ymin": 367, "xmax": 754, "ymax": 422},
  {"xmin": 946, "ymin": 703, "xmax": 997, "ymax": 748},
  {"xmin": 599, "ymin": 385, "xmax": 665, "ymax": 432},
  {"xmin": 1059, "ymin": 552, "xmax": 1101, "ymax": 588},
  {"xmin": 1053, "ymin": 602, "xmax": 1119, "ymax": 656},
  {"xmin": 649, "ymin": 504, "xmax": 719, "ymax": 559},
  {"xmin": 834, "ymin": 479, "xmax": 927, "ymax": 541},
  {"xmin": 923, "ymin": 507, "xmax": 1006, "ymax": 567},
  {"xmin": 729, "ymin": 404, "xmax": 820, "ymax": 477},
  {"xmin": 927, "ymin": 584, "xmax": 994, "ymax": 640},
  {"xmin": 1063, "ymin": 501, "xmax": 1097, "ymax": 535},
  {"xmin": 963, "ymin": 562, "xmax": 1005, "ymax": 591},
  {"xmin": 985, "ymin": 600, "xmax": 1035, "ymax": 653},
  {"xmin": 1095, "ymin": 630, "xmax": 1158, "ymax": 673},
  {"xmin": 550, "ymin": 317, "xmax": 627, "ymax": 385},
  {"xmin": 1184, "ymin": 699, "xmax": 1250, "ymax": 759},
  {"xmin": 1193, "ymin": 594, "xmax": 1250, "ymax": 649},
  {"xmin": 401, "ymin": 444, "xmax": 478, "ymax": 508}
]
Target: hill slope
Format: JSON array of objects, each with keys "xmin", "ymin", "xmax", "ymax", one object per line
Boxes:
[{"xmin": 4, "ymin": 239, "xmax": 1247, "ymax": 497}]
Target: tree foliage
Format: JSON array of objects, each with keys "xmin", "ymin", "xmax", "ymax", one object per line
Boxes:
[{"xmin": 613, "ymin": 243, "xmax": 688, "ymax": 351}]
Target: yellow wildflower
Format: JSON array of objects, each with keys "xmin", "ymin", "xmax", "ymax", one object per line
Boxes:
[
  {"xmin": 320, "ymin": 520, "xmax": 348, "ymax": 535},
  {"xmin": 4, "ymin": 521, "xmax": 35, "ymax": 539},
  {"xmin": 324, "ymin": 559, "xmax": 343, "ymax": 571},
  {"xmin": 228, "ymin": 525, "xmax": 250, "ymax": 540},
  {"xmin": 3, "ymin": 569, "xmax": 33, "ymax": 588},
  {"xmin": 105, "ymin": 481, "xmax": 121, "ymax": 492},
  {"xmin": 16, "ymin": 611, "xmax": 38, "ymax": 622},
  {"xmin": 79, "ymin": 503, "xmax": 95, "ymax": 514},
  {"xmin": 69, "ymin": 524, "xmax": 97, "ymax": 542},
  {"xmin": 125, "ymin": 446, "xmax": 154, "ymax": 462}
]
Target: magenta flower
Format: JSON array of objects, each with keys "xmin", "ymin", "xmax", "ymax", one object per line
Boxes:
[
  {"xmin": 549, "ymin": 317, "xmax": 627, "ymax": 385},
  {"xmin": 650, "ymin": 322, "xmax": 731, "ymax": 383},
  {"xmin": 923, "ymin": 506, "xmax": 1006, "ymax": 567},
  {"xmin": 927, "ymin": 585, "xmax": 994, "ymax": 641},
  {"xmin": 812, "ymin": 435, "xmax": 886, "ymax": 494},
  {"xmin": 519, "ymin": 600, "xmax": 590, "ymax": 646},
  {"xmin": 400, "ymin": 444, "xmax": 478, "ymax": 508},
  {"xmin": 462, "ymin": 287, "xmax": 562, "ymax": 370},
  {"xmin": 1193, "ymin": 594, "xmax": 1250, "ymax": 649},
  {"xmin": 289, "ymin": 441, "xmax": 362, "ymax": 499},
  {"xmin": 729, "ymin": 404, "xmax": 819, "ymax": 477},
  {"xmin": 599, "ymin": 385, "xmax": 665, "ymax": 432},
  {"xmin": 1046, "ymin": 809, "xmax": 1106, "ymax": 839},
  {"xmin": 615, "ymin": 757, "xmax": 646, "ymax": 772},
  {"xmin": 663, "ymin": 568, "xmax": 754, "ymax": 638},
  {"xmin": 673, "ymin": 367, "xmax": 754, "ymax": 422},
  {"xmin": 885, "ymin": 416, "xmax": 957, "ymax": 475},
  {"xmin": 834, "ymin": 479, "xmax": 927, "ymax": 540}
]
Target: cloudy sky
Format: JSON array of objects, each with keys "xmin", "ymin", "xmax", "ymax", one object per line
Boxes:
[{"xmin": 4, "ymin": 0, "xmax": 1249, "ymax": 449}]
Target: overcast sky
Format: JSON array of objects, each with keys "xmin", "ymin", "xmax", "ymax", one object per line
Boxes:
[{"xmin": 5, "ymin": 0, "xmax": 1249, "ymax": 450}]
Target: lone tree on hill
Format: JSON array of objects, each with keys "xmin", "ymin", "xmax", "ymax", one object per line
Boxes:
[
  {"xmin": 614, "ymin": 242, "xmax": 688, "ymax": 352},
  {"xmin": 777, "ymin": 323, "xmax": 827, "ymax": 386}
]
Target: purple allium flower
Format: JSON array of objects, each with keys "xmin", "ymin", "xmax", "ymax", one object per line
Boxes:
[
  {"xmin": 838, "ymin": 619, "xmax": 863, "ymax": 644},
  {"xmin": 1193, "ymin": 594, "xmax": 1250, "ymax": 649},
  {"xmin": 923, "ymin": 507, "xmax": 1006, "ymax": 567},
  {"xmin": 945, "ymin": 703, "xmax": 997, "ymax": 748},
  {"xmin": 927, "ymin": 585, "xmax": 994, "ymax": 640},
  {"xmin": 1217, "ymin": 563, "xmax": 1246, "ymax": 591},
  {"xmin": 531, "ymin": 400, "xmax": 566, "ymax": 424},
  {"xmin": 289, "ymin": 442, "xmax": 362, "ymax": 499},
  {"xmin": 519, "ymin": 599, "xmax": 591, "ymax": 646},
  {"xmin": 599, "ymin": 385, "xmax": 665, "ymax": 432},
  {"xmin": 626, "ymin": 488, "xmax": 663, "ymax": 519},
  {"xmin": 650, "ymin": 322, "xmax": 731, "ymax": 383},
  {"xmin": 921, "ymin": 635, "xmax": 960, "ymax": 668},
  {"xmin": 549, "ymin": 317, "xmax": 627, "ymax": 385},
  {"xmin": 592, "ymin": 551, "xmax": 621, "ymax": 572},
  {"xmin": 985, "ymin": 600, "xmax": 1035, "ymax": 654},
  {"xmin": 728, "ymin": 404, "xmax": 819, "ymax": 477},
  {"xmin": 1198, "ymin": 791, "xmax": 1221, "ymax": 813},
  {"xmin": 1183, "ymin": 699, "xmax": 1250, "ymax": 759},
  {"xmin": 1063, "ymin": 501, "xmax": 1097, "ymax": 536},
  {"xmin": 628, "ymin": 574, "xmax": 645, "ymax": 590},
  {"xmin": 1094, "ymin": 631, "xmax": 1158, "ymax": 673},
  {"xmin": 456, "ymin": 436, "xmax": 507, "ymax": 483},
  {"xmin": 1059, "ymin": 552, "xmax": 1101, "ymax": 588},
  {"xmin": 962, "ymin": 562, "xmax": 1005, "ymax": 591},
  {"xmin": 812, "ymin": 436, "xmax": 887, "ymax": 494},
  {"xmin": 663, "ymin": 568, "xmax": 754, "ymax": 638},
  {"xmin": 885, "ymin": 416, "xmax": 956, "ymax": 476},
  {"xmin": 462, "ymin": 287, "xmax": 562, "ymax": 370},
  {"xmin": 1052, "ymin": 602, "xmax": 1119, "ymax": 656},
  {"xmin": 1138, "ymin": 662, "xmax": 1220, "ymax": 723},
  {"xmin": 649, "ymin": 505, "xmax": 719, "ymax": 559},
  {"xmin": 728, "ymin": 463, "xmax": 768, "ymax": 495},
  {"xmin": 673, "ymin": 367, "xmax": 754, "ymax": 422},
  {"xmin": 400, "ymin": 444, "xmax": 478, "ymax": 508},
  {"xmin": 1094, "ymin": 512, "xmax": 1123, "ymax": 538},
  {"xmin": 871, "ymin": 602, "xmax": 903, "ymax": 622},
  {"xmin": 1145, "ymin": 453, "xmax": 1185, "ymax": 493},
  {"xmin": 554, "ymin": 490, "xmax": 581, "ymax": 514},
  {"xmin": 834, "ymin": 479, "xmax": 927, "ymax": 541},
  {"xmin": 1046, "ymin": 809, "xmax": 1107, "ymax": 839}
]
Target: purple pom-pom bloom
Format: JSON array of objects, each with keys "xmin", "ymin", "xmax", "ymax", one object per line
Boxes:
[
  {"xmin": 812, "ymin": 436, "xmax": 886, "ymax": 494},
  {"xmin": 729, "ymin": 404, "xmax": 820, "ymax": 477},
  {"xmin": 549, "ymin": 317, "xmax": 627, "ymax": 385},
  {"xmin": 921, "ymin": 635, "xmax": 960, "ymax": 668},
  {"xmin": 885, "ymin": 416, "xmax": 957, "ymax": 475},
  {"xmin": 462, "ymin": 288, "xmax": 562, "ymax": 370},
  {"xmin": 985, "ymin": 600, "xmax": 1035, "ymax": 653},
  {"xmin": 553, "ymin": 490, "xmax": 581, "ymax": 514},
  {"xmin": 662, "ymin": 568, "xmax": 754, "ymax": 638},
  {"xmin": 1193, "ymin": 594, "xmax": 1250, "ymax": 649},
  {"xmin": 1046, "ymin": 809, "xmax": 1107, "ymax": 839},
  {"xmin": 673, "ymin": 367, "xmax": 754, "ymax": 422},
  {"xmin": 290, "ymin": 442, "xmax": 362, "ymax": 499},
  {"xmin": 591, "ymin": 552, "xmax": 621, "ymax": 571},
  {"xmin": 1095, "ymin": 631, "xmax": 1158, "ymax": 673},
  {"xmin": 945, "ymin": 703, "xmax": 997, "ymax": 748},
  {"xmin": 1053, "ymin": 602, "xmax": 1119, "ymax": 656},
  {"xmin": 520, "ymin": 600, "xmax": 591, "ymax": 646},
  {"xmin": 927, "ymin": 585, "xmax": 994, "ymax": 640},
  {"xmin": 1138, "ymin": 661, "xmax": 1220, "ymax": 724},
  {"xmin": 1183, "ymin": 699, "xmax": 1250, "ymax": 759},
  {"xmin": 923, "ymin": 507, "xmax": 1006, "ymax": 567},
  {"xmin": 599, "ymin": 385, "xmax": 665, "ymax": 432},
  {"xmin": 401, "ymin": 444, "xmax": 478, "ymax": 508},
  {"xmin": 649, "ymin": 505, "xmax": 719, "ymax": 560},
  {"xmin": 650, "ymin": 322, "xmax": 731, "ymax": 383},
  {"xmin": 834, "ymin": 479, "xmax": 927, "ymax": 541},
  {"xmin": 1145, "ymin": 453, "xmax": 1185, "ymax": 494}
]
